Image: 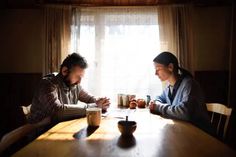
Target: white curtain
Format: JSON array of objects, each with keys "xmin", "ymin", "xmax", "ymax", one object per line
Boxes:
[{"xmin": 71, "ymin": 7, "xmax": 163, "ymax": 102}]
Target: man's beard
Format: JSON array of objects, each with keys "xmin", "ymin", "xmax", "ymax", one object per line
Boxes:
[{"xmin": 62, "ymin": 74, "xmax": 79, "ymax": 88}]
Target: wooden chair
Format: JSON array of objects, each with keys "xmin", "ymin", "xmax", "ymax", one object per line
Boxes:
[
  {"xmin": 206, "ymin": 103, "xmax": 232, "ymax": 139},
  {"xmin": 0, "ymin": 105, "xmax": 51, "ymax": 154}
]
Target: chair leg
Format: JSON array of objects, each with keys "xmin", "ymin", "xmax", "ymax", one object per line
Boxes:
[
  {"xmin": 211, "ymin": 112, "xmax": 214, "ymax": 123},
  {"xmin": 216, "ymin": 115, "xmax": 222, "ymax": 136},
  {"xmin": 223, "ymin": 116, "xmax": 230, "ymax": 140}
]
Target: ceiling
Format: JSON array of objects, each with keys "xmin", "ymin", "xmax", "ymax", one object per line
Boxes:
[{"xmin": 1, "ymin": 0, "xmax": 233, "ymax": 9}]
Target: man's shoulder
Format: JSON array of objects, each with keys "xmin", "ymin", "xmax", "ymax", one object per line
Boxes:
[
  {"xmin": 42, "ymin": 73, "xmax": 58, "ymax": 81},
  {"xmin": 39, "ymin": 73, "xmax": 59, "ymax": 88}
]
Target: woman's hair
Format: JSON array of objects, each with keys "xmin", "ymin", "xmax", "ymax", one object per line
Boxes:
[{"xmin": 153, "ymin": 51, "xmax": 192, "ymax": 78}]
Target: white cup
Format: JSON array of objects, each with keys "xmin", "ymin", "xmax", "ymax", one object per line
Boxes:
[
  {"xmin": 86, "ymin": 108, "xmax": 101, "ymax": 127},
  {"xmin": 117, "ymin": 94, "xmax": 123, "ymax": 106},
  {"xmin": 122, "ymin": 95, "xmax": 129, "ymax": 107}
]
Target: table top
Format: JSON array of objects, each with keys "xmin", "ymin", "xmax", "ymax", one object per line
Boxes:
[{"xmin": 13, "ymin": 108, "xmax": 236, "ymax": 157}]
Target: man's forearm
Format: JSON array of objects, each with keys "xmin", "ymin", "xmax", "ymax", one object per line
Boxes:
[
  {"xmin": 55, "ymin": 103, "xmax": 87, "ymax": 121},
  {"xmin": 78, "ymin": 89, "xmax": 96, "ymax": 103}
]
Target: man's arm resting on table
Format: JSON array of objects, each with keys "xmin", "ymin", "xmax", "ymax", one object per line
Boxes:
[{"xmin": 56, "ymin": 102, "xmax": 100, "ymax": 120}]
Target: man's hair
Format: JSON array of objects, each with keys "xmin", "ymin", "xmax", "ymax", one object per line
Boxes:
[{"xmin": 60, "ymin": 53, "xmax": 88, "ymax": 72}]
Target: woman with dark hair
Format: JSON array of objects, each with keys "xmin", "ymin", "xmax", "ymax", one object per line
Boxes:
[{"xmin": 149, "ymin": 51, "xmax": 214, "ymax": 135}]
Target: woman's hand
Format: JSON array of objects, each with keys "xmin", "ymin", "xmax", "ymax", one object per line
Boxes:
[
  {"xmin": 149, "ymin": 101, "xmax": 156, "ymax": 113},
  {"xmin": 149, "ymin": 101, "xmax": 161, "ymax": 115}
]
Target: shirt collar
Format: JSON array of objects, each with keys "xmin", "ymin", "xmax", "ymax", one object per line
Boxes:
[{"xmin": 168, "ymin": 76, "xmax": 183, "ymax": 91}]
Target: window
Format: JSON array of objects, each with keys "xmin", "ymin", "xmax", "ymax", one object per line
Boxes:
[{"xmin": 71, "ymin": 8, "xmax": 162, "ymax": 103}]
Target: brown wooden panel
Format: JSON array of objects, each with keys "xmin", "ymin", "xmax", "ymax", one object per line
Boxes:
[
  {"xmin": 194, "ymin": 71, "xmax": 229, "ymax": 104},
  {"xmin": 0, "ymin": 73, "xmax": 42, "ymax": 139},
  {"xmin": 227, "ymin": 2, "xmax": 236, "ymax": 150}
]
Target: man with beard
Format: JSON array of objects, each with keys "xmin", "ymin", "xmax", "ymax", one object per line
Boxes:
[{"xmin": 28, "ymin": 53, "xmax": 110, "ymax": 124}]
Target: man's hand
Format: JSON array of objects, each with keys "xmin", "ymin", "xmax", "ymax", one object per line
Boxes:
[{"xmin": 95, "ymin": 97, "xmax": 110, "ymax": 112}]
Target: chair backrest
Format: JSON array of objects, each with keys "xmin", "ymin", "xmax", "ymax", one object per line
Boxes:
[
  {"xmin": 0, "ymin": 124, "xmax": 35, "ymax": 154},
  {"xmin": 206, "ymin": 103, "xmax": 232, "ymax": 139}
]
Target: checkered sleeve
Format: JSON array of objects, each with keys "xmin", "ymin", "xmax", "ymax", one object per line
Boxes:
[
  {"xmin": 78, "ymin": 87, "xmax": 96, "ymax": 104},
  {"xmin": 29, "ymin": 79, "xmax": 64, "ymax": 123}
]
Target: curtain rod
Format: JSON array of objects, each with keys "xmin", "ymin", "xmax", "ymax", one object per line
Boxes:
[
  {"xmin": 43, "ymin": 3, "xmax": 232, "ymax": 9},
  {"xmin": 43, "ymin": 3, "xmax": 192, "ymax": 8}
]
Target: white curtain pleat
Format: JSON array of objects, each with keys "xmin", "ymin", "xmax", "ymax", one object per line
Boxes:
[
  {"xmin": 71, "ymin": 7, "xmax": 163, "ymax": 102},
  {"xmin": 43, "ymin": 5, "xmax": 72, "ymax": 75},
  {"xmin": 157, "ymin": 5, "xmax": 194, "ymax": 75},
  {"xmin": 177, "ymin": 6, "xmax": 194, "ymax": 75}
]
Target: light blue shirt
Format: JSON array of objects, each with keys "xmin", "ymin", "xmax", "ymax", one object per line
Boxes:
[{"xmin": 155, "ymin": 76, "xmax": 213, "ymax": 134}]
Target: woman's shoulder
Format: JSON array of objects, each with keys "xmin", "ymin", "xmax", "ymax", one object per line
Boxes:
[
  {"xmin": 181, "ymin": 76, "xmax": 201, "ymax": 90},
  {"xmin": 182, "ymin": 76, "xmax": 193, "ymax": 83},
  {"xmin": 181, "ymin": 76, "xmax": 197, "ymax": 87}
]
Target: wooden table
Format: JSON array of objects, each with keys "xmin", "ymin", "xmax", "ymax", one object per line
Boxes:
[{"xmin": 13, "ymin": 108, "xmax": 236, "ymax": 157}]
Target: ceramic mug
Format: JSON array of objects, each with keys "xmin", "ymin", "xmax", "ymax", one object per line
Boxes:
[{"xmin": 86, "ymin": 108, "xmax": 101, "ymax": 127}]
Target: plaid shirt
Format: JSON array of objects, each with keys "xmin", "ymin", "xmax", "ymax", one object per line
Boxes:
[{"xmin": 28, "ymin": 73, "xmax": 96, "ymax": 123}]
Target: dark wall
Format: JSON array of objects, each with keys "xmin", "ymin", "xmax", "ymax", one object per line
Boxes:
[
  {"xmin": 194, "ymin": 71, "xmax": 229, "ymax": 104},
  {"xmin": 0, "ymin": 9, "xmax": 43, "ymax": 139},
  {"xmin": 0, "ymin": 9, "xmax": 43, "ymax": 73},
  {"xmin": 0, "ymin": 73, "xmax": 42, "ymax": 138},
  {"xmin": 227, "ymin": 2, "xmax": 236, "ymax": 150}
]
